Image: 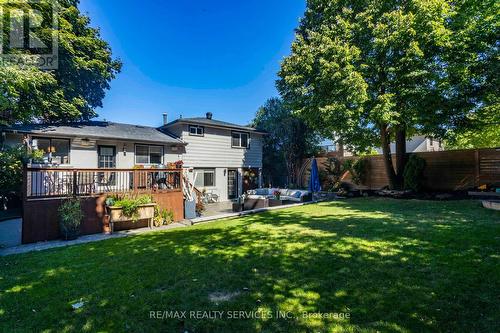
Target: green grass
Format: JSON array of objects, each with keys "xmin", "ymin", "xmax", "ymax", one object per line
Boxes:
[{"xmin": 1, "ymin": 198, "xmax": 499, "ymax": 332}]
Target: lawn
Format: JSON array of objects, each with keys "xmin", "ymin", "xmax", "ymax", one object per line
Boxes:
[{"xmin": 0, "ymin": 198, "xmax": 499, "ymax": 332}]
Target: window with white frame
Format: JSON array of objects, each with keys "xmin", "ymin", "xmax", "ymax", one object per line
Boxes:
[
  {"xmin": 189, "ymin": 125, "xmax": 204, "ymax": 136},
  {"xmin": 231, "ymin": 131, "xmax": 249, "ymax": 148},
  {"xmin": 194, "ymin": 169, "xmax": 215, "ymax": 187},
  {"xmin": 33, "ymin": 137, "xmax": 70, "ymax": 164},
  {"xmin": 98, "ymin": 146, "xmax": 116, "ymax": 168},
  {"xmin": 135, "ymin": 145, "xmax": 163, "ymax": 164}
]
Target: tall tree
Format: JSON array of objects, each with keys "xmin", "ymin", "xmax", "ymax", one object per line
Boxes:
[
  {"xmin": 252, "ymin": 97, "xmax": 319, "ymax": 187},
  {"xmin": 277, "ymin": 0, "xmax": 498, "ymax": 189},
  {"xmin": 438, "ymin": 0, "xmax": 499, "ymax": 146},
  {"xmin": 0, "ymin": 0, "xmax": 121, "ymax": 124},
  {"xmin": 445, "ymin": 125, "xmax": 500, "ymax": 149}
]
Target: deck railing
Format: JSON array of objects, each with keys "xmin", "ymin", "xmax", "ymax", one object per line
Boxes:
[{"xmin": 24, "ymin": 167, "xmax": 182, "ymax": 199}]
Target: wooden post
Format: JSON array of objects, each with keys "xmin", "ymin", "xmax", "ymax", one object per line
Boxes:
[
  {"xmin": 474, "ymin": 149, "xmax": 480, "ymax": 188},
  {"xmin": 133, "ymin": 170, "xmax": 138, "ymax": 191},
  {"xmin": 73, "ymin": 170, "xmax": 78, "ymax": 196},
  {"xmin": 21, "ymin": 166, "xmax": 28, "ymax": 244}
]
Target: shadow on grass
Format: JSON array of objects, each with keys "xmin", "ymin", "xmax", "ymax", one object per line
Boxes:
[{"xmin": 0, "ymin": 198, "xmax": 498, "ymax": 332}]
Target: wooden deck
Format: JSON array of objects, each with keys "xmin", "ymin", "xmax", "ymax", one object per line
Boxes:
[{"xmin": 21, "ymin": 167, "xmax": 185, "ymax": 244}]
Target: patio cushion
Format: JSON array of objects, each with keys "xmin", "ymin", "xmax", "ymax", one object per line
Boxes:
[
  {"xmin": 255, "ymin": 188, "xmax": 269, "ymax": 195},
  {"xmin": 281, "ymin": 196, "xmax": 302, "ymax": 202},
  {"xmin": 246, "ymin": 194, "xmax": 266, "ymax": 199}
]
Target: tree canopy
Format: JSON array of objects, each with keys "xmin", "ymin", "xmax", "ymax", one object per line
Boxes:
[
  {"xmin": 0, "ymin": 0, "xmax": 121, "ymax": 124},
  {"xmin": 252, "ymin": 97, "xmax": 319, "ymax": 187},
  {"xmin": 278, "ymin": 0, "xmax": 499, "ymax": 189}
]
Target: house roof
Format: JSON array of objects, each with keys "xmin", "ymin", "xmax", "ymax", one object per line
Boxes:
[
  {"xmin": 165, "ymin": 117, "xmax": 266, "ymax": 134},
  {"xmin": 1, "ymin": 121, "xmax": 185, "ymax": 145}
]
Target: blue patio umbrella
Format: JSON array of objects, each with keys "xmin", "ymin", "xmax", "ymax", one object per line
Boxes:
[{"xmin": 309, "ymin": 158, "xmax": 322, "ymax": 193}]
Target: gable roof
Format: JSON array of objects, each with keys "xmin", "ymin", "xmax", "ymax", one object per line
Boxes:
[
  {"xmin": 165, "ymin": 117, "xmax": 266, "ymax": 134},
  {"xmin": 1, "ymin": 121, "xmax": 185, "ymax": 145}
]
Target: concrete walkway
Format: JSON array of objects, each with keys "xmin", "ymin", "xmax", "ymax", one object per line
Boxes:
[
  {"xmin": 0, "ymin": 222, "xmax": 188, "ymax": 257},
  {"xmin": 0, "ymin": 199, "xmax": 328, "ymax": 257},
  {"xmin": 190, "ymin": 200, "xmax": 316, "ymax": 224}
]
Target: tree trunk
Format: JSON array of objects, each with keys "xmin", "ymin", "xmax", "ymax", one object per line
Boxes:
[
  {"xmin": 395, "ymin": 126, "xmax": 407, "ymax": 189},
  {"xmin": 380, "ymin": 124, "xmax": 398, "ymax": 189}
]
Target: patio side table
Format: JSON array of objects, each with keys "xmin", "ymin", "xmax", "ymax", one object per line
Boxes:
[{"xmin": 268, "ymin": 198, "xmax": 285, "ymax": 207}]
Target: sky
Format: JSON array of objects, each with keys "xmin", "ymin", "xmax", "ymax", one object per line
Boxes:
[{"xmin": 78, "ymin": 0, "xmax": 306, "ymax": 127}]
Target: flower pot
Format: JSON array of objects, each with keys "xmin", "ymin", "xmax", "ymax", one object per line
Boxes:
[
  {"xmin": 102, "ymin": 215, "xmax": 111, "ymax": 234},
  {"xmin": 62, "ymin": 228, "xmax": 80, "ymax": 241}
]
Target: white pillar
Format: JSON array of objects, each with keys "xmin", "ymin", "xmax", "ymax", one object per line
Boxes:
[{"xmin": 258, "ymin": 168, "xmax": 263, "ymax": 188}]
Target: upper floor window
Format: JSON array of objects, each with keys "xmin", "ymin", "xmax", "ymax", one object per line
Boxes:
[
  {"xmin": 189, "ymin": 125, "xmax": 204, "ymax": 136},
  {"xmin": 32, "ymin": 137, "xmax": 70, "ymax": 164},
  {"xmin": 135, "ymin": 144, "xmax": 163, "ymax": 164},
  {"xmin": 231, "ymin": 132, "xmax": 249, "ymax": 148}
]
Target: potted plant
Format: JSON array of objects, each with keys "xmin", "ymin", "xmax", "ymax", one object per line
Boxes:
[
  {"xmin": 153, "ymin": 207, "xmax": 174, "ymax": 227},
  {"xmin": 58, "ymin": 198, "xmax": 84, "ymax": 240}
]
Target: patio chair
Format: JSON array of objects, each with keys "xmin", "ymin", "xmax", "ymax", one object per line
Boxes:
[
  {"xmin": 97, "ymin": 172, "xmax": 116, "ymax": 193},
  {"xmin": 202, "ymin": 190, "xmax": 219, "ymax": 203}
]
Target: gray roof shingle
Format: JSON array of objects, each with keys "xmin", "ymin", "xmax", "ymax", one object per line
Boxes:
[
  {"xmin": 1, "ymin": 121, "xmax": 184, "ymax": 144},
  {"xmin": 165, "ymin": 117, "xmax": 266, "ymax": 134}
]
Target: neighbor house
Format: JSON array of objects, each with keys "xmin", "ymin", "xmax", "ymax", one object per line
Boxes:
[
  {"xmin": 0, "ymin": 112, "xmax": 265, "ymax": 202},
  {"xmin": 320, "ymin": 135, "xmax": 444, "ymax": 157}
]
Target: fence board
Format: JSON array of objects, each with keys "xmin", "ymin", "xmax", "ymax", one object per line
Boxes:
[{"xmin": 305, "ymin": 148, "xmax": 500, "ymax": 191}]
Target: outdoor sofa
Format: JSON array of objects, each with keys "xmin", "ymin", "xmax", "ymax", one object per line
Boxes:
[{"xmin": 244, "ymin": 188, "xmax": 311, "ymax": 210}]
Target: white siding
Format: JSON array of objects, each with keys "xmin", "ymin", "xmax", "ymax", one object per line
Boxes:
[
  {"xmin": 2, "ymin": 134, "xmax": 179, "ymax": 168},
  {"xmin": 76, "ymin": 140, "xmax": 181, "ymax": 168},
  {"xmin": 185, "ymin": 167, "xmax": 231, "ymax": 201},
  {"xmin": 179, "ymin": 124, "xmax": 263, "ymax": 168}
]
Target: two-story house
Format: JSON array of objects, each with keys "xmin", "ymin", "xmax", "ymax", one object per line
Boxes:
[
  {"xmin": 0, "ymin": 112, "xmax": 265, "ymax": 202},
  {"xmin": 163, "ymin": 112, "xmax": 265, "ymax": 201}
]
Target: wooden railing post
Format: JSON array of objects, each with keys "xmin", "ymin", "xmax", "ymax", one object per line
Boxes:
[
  {"xmin": 73, "ymin": 170, "xmax": 78, "ymax": 196},
  {"xmin": 133, "ymin": 169, "xmax": 138, "ymax": 191},
  {"xmin": 22, "ymin": 166, "xmax": 28, "ymax": 201}
]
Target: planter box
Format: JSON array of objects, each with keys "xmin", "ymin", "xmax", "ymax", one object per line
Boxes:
[{"xmin": 107, "ymin": 203, "xmax": 156, "ymax": 232}]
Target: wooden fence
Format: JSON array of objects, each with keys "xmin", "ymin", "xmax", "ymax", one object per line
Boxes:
[
  {"xmin": 302, "ymin": 148, "xmax": 500, "ymax": 191},
  {"xmin": 22, "ymin": 168, "xmax": 184, "ymax": 244}
]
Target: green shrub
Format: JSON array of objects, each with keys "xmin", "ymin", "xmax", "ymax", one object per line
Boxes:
[
  {"xmin": 154, "ymin": 207, "xmax": 174, "ymax": 226},
  {"xmin": 404, "ymin": 155, "xmax": 426, "ymax": 192},
  {"xmin": 0, "ymin": 146, "xmax": 43, "ymax": 195},
  {"xmin": 343, "ymin": 158, "xmax": 368, "ymax": 185},
  {"xmin": 352, "ymin": 158, "xmax": 368, "ymax": 184},
  {"xmin": 320, "ymin": 157, "xmax": 344, "ymax": 192},
  {"xmin": 58, "ymin": 198, "xmax": 84, "ymax": 240}
]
